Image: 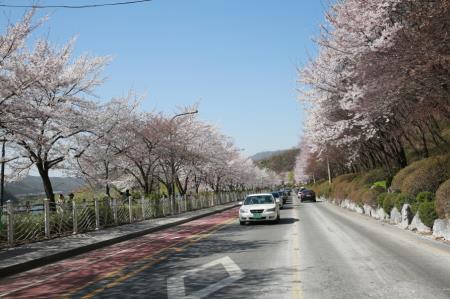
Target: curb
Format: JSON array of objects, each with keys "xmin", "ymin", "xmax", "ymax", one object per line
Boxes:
[{"xmin": 0, "ymin": 203, "xmax": 239, "ymax": 278}]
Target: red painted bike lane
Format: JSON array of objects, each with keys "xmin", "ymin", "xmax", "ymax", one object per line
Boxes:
[{"xmin": 0, "ymin": 208, "xmax": 238, "ymax": 298}]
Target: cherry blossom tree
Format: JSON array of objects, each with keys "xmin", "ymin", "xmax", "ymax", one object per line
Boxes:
[
  {"xmin": 296, "ymin": 0, "xmax": 450, "ymax": 181},
  {"xmin": 0, "ymin": 10, "xmax": 41, "ymax": 132},
  {"xmin": 0, "ymin": 11, "xmax": 274, "ymax": 202},
  {"xmin": 69, "ymin": 96, "xmax": 139, "ymax": 197},
  {"xmin": 95, "ymin": 108, "xmax": 163, "ymax": 196},
  {"xmin": 6, "ymin": 38, "xmax": 108, "ymax": 204}
]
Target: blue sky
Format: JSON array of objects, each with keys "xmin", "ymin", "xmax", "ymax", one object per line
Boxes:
[{"xmin": 2, "ymin": 0, "xmax": 329, "ymax": 156}]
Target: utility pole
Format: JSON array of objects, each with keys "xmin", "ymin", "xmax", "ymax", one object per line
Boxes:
[
  {"xmin": 0, "ymin": 138, "xmax": 6, "ymax": 207},
  {"xmin": 327, "ymin": 157, "xmax": 332, "ymax": 185}
]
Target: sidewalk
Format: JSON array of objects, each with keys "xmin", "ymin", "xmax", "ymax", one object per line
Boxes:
[{"xmin": 0, "ymin": 202, "xmax": 239, "ymax": 278}]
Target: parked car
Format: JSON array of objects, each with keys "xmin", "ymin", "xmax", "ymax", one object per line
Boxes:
[
  {"xmin": 239, "ymin": 193, "xmax": 280, "ymax": 225},
  {"xmin": 279, "ymin": 190, "xmax": 289, "ymax": 203},
  {"xmin": 271, "ymin": 191, "xmax": 284, "ymax": 209},
  {"xmin": 297, "ymin": 187, "xmax": 306, "ymax": 197},
  {"xmin": 298, "ymin": 189, "xmax": 316, "ymax": 202}
]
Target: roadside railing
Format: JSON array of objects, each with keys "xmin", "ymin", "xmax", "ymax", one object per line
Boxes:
[{"xmin": 0, "ymin": 191, "xmax": 247, "ymax": 248}]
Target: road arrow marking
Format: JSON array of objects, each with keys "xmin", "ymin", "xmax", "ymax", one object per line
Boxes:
[{"xmin": 167, "ymin": 256, "xmax": 244, "ymax": 299}]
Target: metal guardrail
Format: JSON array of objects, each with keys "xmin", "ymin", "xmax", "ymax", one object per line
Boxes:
[{"xmin": 0, "ymin": 191, "xmax": 246, "ymax": 248}]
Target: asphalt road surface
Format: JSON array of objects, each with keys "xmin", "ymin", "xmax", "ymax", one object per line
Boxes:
[{"xmin": 1, "ymin": 196, "xmax": 450, "ymax": 298}]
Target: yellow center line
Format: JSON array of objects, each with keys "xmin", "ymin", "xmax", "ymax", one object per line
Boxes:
[
  {"xmin": 292, "ymin": 198, "xmax": 303, "ymax": 299},
  {"xmin": 71, "ymin": 217, "xmax": 237, "ymax": 299}
]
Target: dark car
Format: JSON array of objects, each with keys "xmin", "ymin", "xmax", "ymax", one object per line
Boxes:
[{"xmin": 299, "ymin": 189, "xmax": 316, "ymax": 202}]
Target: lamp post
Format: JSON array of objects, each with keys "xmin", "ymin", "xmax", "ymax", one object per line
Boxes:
[
  {"xmin": 0, "ymin": 138, "xmax": 6, "ymax": 207},
  {"xmin": 168, "ymin": 110, "xmax": 198, "ymax": 214},
  {"xmin": 170, "ymin": 110, "xmax": 198, "ymax": 121}
]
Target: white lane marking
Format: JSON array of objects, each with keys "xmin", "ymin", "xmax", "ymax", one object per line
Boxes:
[{"xmin": 167, "ymin": 256, "xmax": 244, "ymax": 299}]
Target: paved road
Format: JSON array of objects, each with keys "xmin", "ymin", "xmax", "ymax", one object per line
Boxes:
[
  {"xmin": 1, "ymin": 196, "xmax": 450, "ymax": 298},
  {"xmin": 299, "ymin": 200, "xmax": 450, "ymax": 298}
]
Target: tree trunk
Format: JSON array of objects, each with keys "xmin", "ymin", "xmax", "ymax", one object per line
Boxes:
[
  {"xmin": 175, "ymin": 176, "xmax": 190, "ymax": 196},
  {"xmin": 105, "ymin": 161, "xmax": 111, "ymax": 197},
  {"xmin": 395, "ymin": 141, "xmax": 408, "ymax": 168},
  {"xmin": 193, "ymin": 175, "xmax": 201, "ymax": 194},
  {"xmin": 195, "ymin": 182, "xmax": 200, "ymax": 194},
  {"xmin": 149, "ymin": 177, "xmax": 154, "ymax": 194},
  {"xmin": 421, "ymin": 130, "xmax": 429, "ymax": 158},
  {"xmin": 415, "ymin": 123, "xmax": 429, "ymax": 158},
  {"xmin": 170, "ymin": 161, "xmax": 176, "ymax": 199},
  {"xmin": 144, "ymin": 179, "xmax": 150, "ymax": 195},
  {"xmin": 36, "ymin": 162, "xmax": 55, "ymax": 209}
]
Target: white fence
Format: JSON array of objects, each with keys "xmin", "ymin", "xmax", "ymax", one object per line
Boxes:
[{"xmin": 0, "ymin": 191, "xmax": 247, "ymax": 248}]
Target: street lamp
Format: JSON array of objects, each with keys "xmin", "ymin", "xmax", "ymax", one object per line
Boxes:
[
  {"xmin": 170, "ymin": 110, "xmax": 198, "ymax": 121},
  {"xmin": 168, "ymin": 109, "xmax": 198, "ymax": 214}
]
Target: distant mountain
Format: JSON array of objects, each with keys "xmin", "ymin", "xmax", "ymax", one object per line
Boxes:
[
  {"xmin": 254, "ymin": 148, "xmax": 300, "ymax": 174},
  {"xmin": 250, "ymin": 150, "xmax": 287, "ymax": 162},
  {"xmin": 3, "ymin": 190, "xmax": 17, "ymax": 202},
  {"xmin": 5, "ymin": 176, "xmax": 85, "ymax": 199}
]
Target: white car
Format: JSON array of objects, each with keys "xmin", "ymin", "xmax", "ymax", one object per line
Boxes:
[
  {"xmin": 239, "ymin": 193, "xmax": 280, "ymax": 225},
  {"xmin": 271, "ymin": 191, "xmax": 284, "ymax": 209}
]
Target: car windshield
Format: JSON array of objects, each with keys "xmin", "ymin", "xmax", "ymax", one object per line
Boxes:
[
  {"xmin": 244, "ymin": 195, "xmax": 274, "ymax": 205},
  {"xmin": 271, "ymin": 192, "xmax": 280, "ymax": 198}
]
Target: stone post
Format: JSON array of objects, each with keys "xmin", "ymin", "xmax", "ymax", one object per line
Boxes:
[
  {"xmin": 128, "ymin": 196, "xmax": 133, "ymax": 223},
  {"xmin": 6, "ymin": 200, "xmax": 14, "ymax": 246},
  {"xmin": 44, "ymin": 199, "xmax": 50, "ymax": 238},
  {"xmin": 94, "ymin": 198, "xmax": 100, "ymax": 230}
]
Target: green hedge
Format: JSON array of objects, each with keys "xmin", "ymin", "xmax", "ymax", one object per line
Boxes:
[
  {"xmin": 330, "ymin": 174, "xmax": 358, "ymax": 201},
  {"xmin": 392, "ymin": 154, "xmax": 450, "ymax": 197},
  {"xmin": 377, "ymin": 192, "xmax": 387, "ymax": 208},
  {"xmin": 418, "ymin": 201, "xmax": 438, "ymax": 228},
  {"xmin": 391, "ymin": 164, "xmax": 419, "ymax": 191},
  {"xmin": 394, "ymin": 193, "xmax": 415, "ymax": 212},
  {"xmin": 361, "ymin": 187, "xmax": 385, "ymax": 207},
  {"xmin": 416, "ymin": 191, "xmax": 435, "ymax": 203},
  {"xmin": 309, "ymin": 181, "xmax": 331, "ymax": 198},
  {"xmin": 326, "ymin": 170, "xmax": 387, "ymax": 206},
  {"xmin": 372, "ymin": 180, "xmax": 387, "ymax": 189},
  {"xmin": 353, "ymin": 169, "xmax": 387, "ymax": 187},
  {"xmin": 411, "ymin": 191, "xmax": 435, "ymax": 214},
  {"xmin": 316, "ymin": 155, "xmax": 449, "ymax": 220},
  {"xmin": 382, "ymin": 193, "xmax": 398, "ymax": 214}
]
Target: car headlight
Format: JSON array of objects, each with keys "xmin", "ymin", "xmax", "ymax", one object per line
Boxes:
[
  {"xmin": 240, "ymin": 207, "xmax": 249, "ymax": 213},
  {"xmin": 265, "ymin": 207, "xmax": 276, "ymax": 212}
]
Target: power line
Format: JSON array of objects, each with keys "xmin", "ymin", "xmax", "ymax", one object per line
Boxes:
[{"xmin": 0, "ymin": 0, "xmax": 152, "ymax": 9}]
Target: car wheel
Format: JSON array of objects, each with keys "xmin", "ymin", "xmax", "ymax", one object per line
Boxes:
[
  {"xmin": 239, "ymin": 220, "xmax": 245, "ymax": 225},
  {"xmin": 275, "ymin": 213, "xmax": 280, "ymax": 224}
]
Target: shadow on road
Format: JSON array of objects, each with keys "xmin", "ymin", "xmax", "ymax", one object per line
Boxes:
[
  {"xmin": 280, "ymin": 206, "xmax": 295, "ymax": 210},
  {"xmin": 239, "ymin": 217, "xmax": 299, "ymax": 226}
]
